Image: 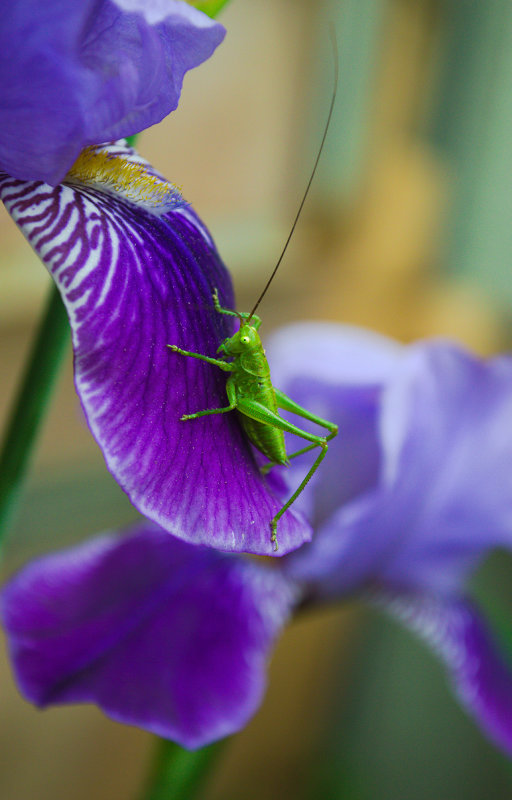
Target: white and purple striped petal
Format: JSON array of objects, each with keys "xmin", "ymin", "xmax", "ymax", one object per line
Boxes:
[
  {"xmin": 1, "ymin": 525, "xmax": 296, "ymax": 748},
  {"xmin": 0, "ymin": 144, "xmax": 311, "ymax": 555}
]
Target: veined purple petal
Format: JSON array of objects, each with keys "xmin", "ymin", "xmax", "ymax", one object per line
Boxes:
[
  {"xmin": 379, "ymin": 592, "xmax": 512, "ymax": 757},
  {"xmin": 284, "ymin": 340, "xmax": 512, "ymax": 595},
  {"xmin": 0, "ymin": 144, "xmax": 311, "ymax": 555},
  {"xmin": 1, "ymin": 525, "xmax": 296, "ymax": 749},
  {"xmin": 0, "ymin": 0, "xmax": 225, "ymax": 184}
]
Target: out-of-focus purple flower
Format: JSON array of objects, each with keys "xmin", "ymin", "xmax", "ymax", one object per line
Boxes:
[
  {"xmin": 0, "ymin": 142, "xmax": 310, "ymax": 556},
  {"xmin": 1, "ymin": 524, "xmax": 296, "ymax": 748},
  {"xmin": 3, "ymin": 326, "xmax": 512, "ymax": 751},
  {"xmin": 0, "ymin": 0, "xmax": 225, "ymax": 184}
]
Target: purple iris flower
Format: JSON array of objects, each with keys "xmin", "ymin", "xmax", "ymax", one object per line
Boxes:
[
  {"xmin": 0, "ymin": 142, "xmax": 310, "ymax": 556},
  {"xmin": 3, "ymin": 326, "xmax": 512, "ymax": 752},
  {"xmin": 0, "ymin": 0, "xmax": 225, "ymax": 184}
]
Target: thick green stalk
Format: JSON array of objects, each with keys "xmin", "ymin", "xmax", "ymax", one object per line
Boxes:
[
  {"xmin": 0, "ymin": 283, "xmax": 69, "ymax": 545},
  {"xmin": 188, "ymin": 0, "xmax": 231, "ymax": 17},
  {"xmin": 139, "ymin": 738, "xmax": 226, "ymax": 800}
]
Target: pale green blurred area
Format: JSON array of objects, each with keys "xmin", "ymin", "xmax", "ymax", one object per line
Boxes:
[{"xmin": 2, "ymin": 0, "xmax": 512, "ymax": 797}]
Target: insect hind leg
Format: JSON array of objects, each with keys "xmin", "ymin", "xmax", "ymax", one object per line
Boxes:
[
  {"xmin": 270, "ymin": 440, "xmax": 328, "ymax": 552},
  {"xmin": 267, "ymin": 389, "xmax": 338, "ymax": 550},
  {"xmin": 261, "ymin": 441, "xmax": 318, "ymax": 475}
]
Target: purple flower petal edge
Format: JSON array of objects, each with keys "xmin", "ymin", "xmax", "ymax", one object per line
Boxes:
[
  {"xmin": 1, "ymin": 525, "xmax": 297, "ymax": 749},
  {"xmin": 379, "ymin": 592, "xmax": 512, "ymax": 756}
]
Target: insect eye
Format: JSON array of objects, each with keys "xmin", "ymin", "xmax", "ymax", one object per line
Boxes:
[{"xmin": 241, "ymin": 336, "xmax": 250, "ymax": 344}]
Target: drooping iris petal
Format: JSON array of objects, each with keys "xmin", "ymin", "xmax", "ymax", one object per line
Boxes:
[
  {"xmin": 0, "ymin": 0, "xmax": 225, "ymax": 184},
  {"xmin": 1, "ymin": 525, "xmax": 296, "ymax": 749},
  {"xmin": 284, "ymin": 340, "xmax": 512, "ymax": 594},
  {"xmin": 379, "ymin": 592, "xmax": 512, "ymax": 756},
  {"xmin": 0, "ymin": 144, "xmax": 311, "ymax": 555}
]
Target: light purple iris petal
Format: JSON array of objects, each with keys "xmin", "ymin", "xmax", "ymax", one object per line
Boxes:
[
  {"xmin": 265, "ymin": 323, "xmax": 404, "ymax": 525},
  {"xmin": 1, "ymin": 525, "xmax": 296, "ymax": 748},
  {"xmin": 0, "ymin": 0, "xmax": 225, "ymax": 184},
  {"xmin": 0, "ymin": 145, "xmax": 311, "ymax": 555},
  {"xmin": 378, "ymin": 344, "xmax": 512, "ymax": 590},
  {"xmin": 268, "ymin": 323, "xmax": 404, "ymax": 388},
  {"xmin": 380, "ymin": 592, "xmax": 512, "ymax": 756},
  {"xmin": 285, "ymin": 341, "xmax": 512, "ymax": 595}
]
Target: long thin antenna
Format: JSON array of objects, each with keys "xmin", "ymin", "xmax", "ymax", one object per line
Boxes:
[{"xmin": 247, "ymin": 26, "xmax": 339, "ymax": 321}]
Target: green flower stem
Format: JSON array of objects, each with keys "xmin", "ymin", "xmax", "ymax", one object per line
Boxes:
[
  {"xmin": 139, "ymin": 738, "xmax": 227, "ymax": 800},
  {"xmin": 189, "ymin": 0, "xmax": 232, "ymax": 16},
  {"xmin": 0, "ymin": 283, "xmax": 69, "ymax": 546}
]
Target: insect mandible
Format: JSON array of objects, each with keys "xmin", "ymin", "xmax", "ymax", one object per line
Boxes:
[{"xmin": 168, "ymin": 32, "xmax": 339, "ymax": 552}]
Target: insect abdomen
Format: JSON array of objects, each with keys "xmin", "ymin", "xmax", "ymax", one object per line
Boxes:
[
  {"xmin": 239, "ymin": 414, "xmax": 287, "ymax": 464},
  {"xmin": 236, "ymin": 375, "xmax": 288, "ymax": 464},
  {"xmin": 233, "ymin": 345, "xmax": 288, "ymax": 464}
]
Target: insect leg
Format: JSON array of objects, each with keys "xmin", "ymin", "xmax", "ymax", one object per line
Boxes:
[
  {"xmin": 167, "ymin": 345, "xmax": 233, "ymax": 372},
  {"xmin": 270, "ymin": 443, "xmax": 328, "ymax": 551},
  {"xmin": 180, "ymin": 378, "xmax": 237, "ymax": 421},
  {"xmin": 236, "ymin": 398, "xmax": 326, "ymax": 445},
  {"xmin": 260, "ymin": 441, "xmax": 318, "ymax": 475},
  {"xmin": 236, "ymin": 397, "xmax": 328, "ymax": 551},
  {"xmin": 275, "ymin": 388, "xmax": 338, "ymax": 439},
  {"xmin": 261, "ymin": 387, "xmax": 338, "ymax": 472},
  {"xmin": 212, "ymin": 289, "xmax": 261, "ymax": 330},
  {"xmin": 212, "ymin": 288, "xmax": 239, "ymax": 318}
]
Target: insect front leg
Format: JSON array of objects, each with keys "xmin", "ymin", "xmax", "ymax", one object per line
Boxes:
[
  {"xmin": 168, "ymin": 344, "xmax": 235, "ymax": 420},
  {"xmin": 212, "ymin": 288, "xmax": 261, "ymax": 329}
]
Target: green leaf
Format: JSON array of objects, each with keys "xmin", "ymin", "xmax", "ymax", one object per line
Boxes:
[{"xmin": 0, "ymin": 283, "xmax": 69, "ymax": 547}]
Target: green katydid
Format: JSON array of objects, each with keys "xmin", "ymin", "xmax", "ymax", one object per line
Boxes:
[{"xmin": 168, "ymin": 32, "xmax": 339, "ymax": 551}]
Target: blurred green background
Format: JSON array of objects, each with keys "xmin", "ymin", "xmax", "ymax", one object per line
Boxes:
[{"xmin": 2, "ymin": 0, "xmax": 512, "ymax": 797}]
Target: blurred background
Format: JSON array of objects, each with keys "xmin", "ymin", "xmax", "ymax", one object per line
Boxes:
[{"xmin": 2, "ymin": 0, "xmax": 512, "ymax": 797}]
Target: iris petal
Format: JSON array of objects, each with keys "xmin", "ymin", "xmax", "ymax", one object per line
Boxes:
[
  {"xmin": 0, "ymin": 144, "xmax": 311, "ymax": 555},
  {"xmin": 380, "ymin": 592, "xmax": 512, "ymax": 756},
  {"xmin": 285, "ymin": 340, "xmax": 512, "ymax": 593},
  {"xmin": 1, "ymin": 525, "xmax": 296, "ymax": 748},
  {"xmin": 0, "ymin": 0, "xmax": 225, "ymax": 183}
]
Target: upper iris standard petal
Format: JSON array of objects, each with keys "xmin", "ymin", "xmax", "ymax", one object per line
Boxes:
[
  {"xmin": 0, "ymin": 0, "xmax": 225, "ymax": 183},
  {"xmin": 0, "ymin": 143, "xmax": 311, "ymax": 555}
]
